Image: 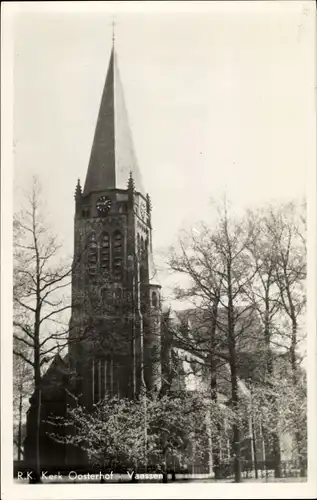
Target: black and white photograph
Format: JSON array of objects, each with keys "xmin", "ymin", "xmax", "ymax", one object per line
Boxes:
[{"xmin": 1, "ymin": 1, "xmax": 316, "ymax": 499}]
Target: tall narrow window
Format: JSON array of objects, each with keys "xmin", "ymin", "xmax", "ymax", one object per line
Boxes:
[
  {"xmin": 137, "ymin": 234, "xmax": 141, "ymax": 256},
  {"xmin": 82, "ymin": 207, "xmax": 90, "ymax": 218},
  {"xmin": 93, "ymin": 358, "xmax": 102, "ymax": 404},
  {"xmin": 140, "ymin": 236, "xmax": 145, "ymax": 259},
  {"xmin": 104, "ymin": 359, "xmax": 108, "ymax": 395},
  {"xmin": 152, "ymin": 291, "xmax": 158, "ymax": 308},
  {"xmin": 110, "ymin": 358, "xmax": 114, "ymax": 395},
  {"xmin": 113, "ymin": 288, "xmax": 122, "ymax": 312},
  {"xmin": 140, "ymin": 265, "xmax": 146, "ymax": 285},
  {"xmin": 92, "ymin": 358, "xmax": 95, "ymax": 403},
  {"xmin": 100, "ymin": 233, "xmax": 110, "ymax": 273},
  {"xmin": 112, "ymin": 231, "xmax": 123, "ymax": 280},
  {"xmin": 87, "ymin": 232, "xmax": 98, "ymax": 275},
  {"xmin": 100, "ymin": 286, "xmax": 114, "ymax": 315}
]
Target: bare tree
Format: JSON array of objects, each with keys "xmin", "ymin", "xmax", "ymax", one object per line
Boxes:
[
  {"xmin": 261, "ymin": 202, "xmax": 306, "ymax": 475},
  {"xmin": 167, "ymin": 227, "xmax": 224, "ymax": 477},
  {"xmin": 266, "ymin": 202, "xmax": 306, "ymax": 383},
  {"xmin": 167, "ymin": 199, "xmax": 259, "ymax": 482},
  {"xmin": 13, "ymin": 176, "xmax": 74, "ymax": 481},
  {"xmin": 245, "ymin": 208, "xmax": 283, "ymax": 477},
  {"xmin": 167, "ymin": 198, "xmax": 307, "ymax": 481},
  {"xmin": 13, "ymin": 338, "xmax": 33, "ymax": 461}
]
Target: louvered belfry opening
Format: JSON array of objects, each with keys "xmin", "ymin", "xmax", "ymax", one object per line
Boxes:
[
  {"xmin": 85, "ymin": 231, "xmax": 124, "ymax": 279},
  {"xmin": 100, "ymin": 232, "xmax": 110, "ymax": 272},
  {"xmin": 92, "ymin": 356, "xmax": 127, "ymax": 404},
  {"xmin": 112, "ymin": 230, "xmax": 123, "ymax": 281},
  {"xmin": 87, "ymin": 232, "xmax": 98, "ymax": 275}
]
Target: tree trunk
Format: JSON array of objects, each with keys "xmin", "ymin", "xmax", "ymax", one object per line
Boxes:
[
  {"xmin": 295, "ymin": 430, "xmax": 306, "ymax": 477},
  {"xmin": 289, "ymin": 313, "xmax": 298, "ymax": 386},
  {"xmin": 209, "ymin": 301, "xmax": 221, "ymax": 479},
  {"xmin": 162, "ymin": 464, "xmax": 168, "ymax": 483},
  {"xmin": 34, "ymin": 384, "xmax": 42, "ymax": 482},
  {"xmin": 230, "ymin": 367, "xmax": 242, "ymax": 483},
  {"xmin": 17, "ymin": 389, "xmax": 23, "ymax": 462},
  {"xmin": 264, "ymin": 301, "xmax": 281, "ymax": 479},
  {"xmin": 272, "ymin": 433, "xmax": 281, "ymax": 478},
  {"xmin": 32, "ymin": 229, "xmax": 42, "ymax": 484},
  {"xmin": 227, "ymin": 281, "xmax": 241, "ymax": 483},
  {"xmin": 161, "ymin": 448, "xmax": 168, "ymax": 483},
  {"xmin": 289, "ymin": 294, "xmax": 305, "ymax": 476},
  {"xmin": 210, "ymin": 378, "xmax": 221, "ymax": 479},
  {"xmin": 251, "ymin": 414, "xmax": 258, "ymax": 479},
  {"xmin": 131, "ymin": 470, "xmax": 138, "ymax": 482},
  {"xmin": 33, "ymin": 328, "xmax": 42, "ymax": 484}
]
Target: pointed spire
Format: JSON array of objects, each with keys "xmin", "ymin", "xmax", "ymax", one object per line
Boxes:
[
  {"xmin": 112, "ymin": 20, "xmax": 116, "ymax": 46},
  {"xmin": 83, "ymin": 43, "xmax": 145, "ymax": 197},
  {"xmin": 75, "ymin": 178, "xmax": 82, "ymax": 200},
  {"xmin": 146, "ymin": 193, "xmax": 152, "ymax": 213},
  {"xmin": 127, "ymin": 171, "xmax": 135, "ymax": 191},
  {"xmin": 146, "ymin": 193, "xmax": 152, "ymax": 228}
]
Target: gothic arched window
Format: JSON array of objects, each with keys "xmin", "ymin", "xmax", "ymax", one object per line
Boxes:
[
  {"xmin": 100, "ymin": 287, "xmax": 108, "ymax": 301},
  {"xmin": 92, "ymin": 357, "xmax": 104, "ymax": 403},
  {"xmin": 152, "ymin": 291, "xmax": 158, "ymax": 308},
  {"xmin": 140, "ymin": 236, "xmax": 147, "ymax": 262},
  {"xmin": 140, "ymin": 265, "xmax": 146, "ymax": 285},
  {"xmin": 113, "ymin": 288, "xmax": 122, "ymax": 301},
  {"xmin": 87, "ymin": 232, "xmax": 98, "ymax": 275},
  {"xmin": 113, "ymin": 288, "xmax": 122, "ymax": 311},
  {"xmin": 112, "ymin": 230, "xmax": 123, "ymax": 281},
  {"xmin": 100, "ymin": 233, "xmax": 110, "ymax": 273},
  {"xmin": 82, "ymin": 207, "xmax": 90, "ymax": 218}
]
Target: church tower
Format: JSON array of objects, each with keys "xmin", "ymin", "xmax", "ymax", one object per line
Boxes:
[{"xmin": 68, "ymin": 42, "xmax": 162, "ymax": 408}]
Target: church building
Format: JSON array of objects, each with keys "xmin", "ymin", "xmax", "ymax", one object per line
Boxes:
[
  {"xmin": 23, "ymin": 38, "xmax": 275, "ymax": 478},
  {"xmin": 24, "ymin": 39, "xmax": 167, "ymax": 471},
  {"xmin": 68, "ymin": 40, "xmax": 162, "ymax": 407}
]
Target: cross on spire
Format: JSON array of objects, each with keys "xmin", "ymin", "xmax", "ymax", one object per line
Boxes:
[{"xmin": 112, "ymin": 19, "xmax": 116, "ymax": 45}]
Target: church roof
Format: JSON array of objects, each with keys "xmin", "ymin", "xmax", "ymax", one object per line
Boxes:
[{"xmin": 83, "ymin": 45, "xmax": 145, "ymax": 196}]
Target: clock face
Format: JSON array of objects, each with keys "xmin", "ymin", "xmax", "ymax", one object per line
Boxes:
[{"xmin": 96, "ymin": 196, "xmax": 112, "ymax": 214}]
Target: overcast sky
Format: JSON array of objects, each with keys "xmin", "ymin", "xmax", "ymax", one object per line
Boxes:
[{"xmin": 13, "ymin": 2, "xmax": 315, "ymax": 299}]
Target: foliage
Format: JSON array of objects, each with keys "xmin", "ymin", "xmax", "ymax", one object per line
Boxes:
[
  {"xmin": 13, "ymin": 341, "xmax": 33, "ymax": 460},
  {"xmin": 13, "ymin": 176, "xmax": 75, "ymax": 479},
  {"xmin": 166, "ymin": 197, "xmax": 307, "ymax": 480},
  {"xmin": 250, "ymin": 372, "xmax": 307, "ymax": 463},
  {"xmin": 13, "ymin": 176, "xmax": 73, "ymax": 372},
  {"xmin": 49, "ymin": 391, "xmax": 230, "ymax": 471}
]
